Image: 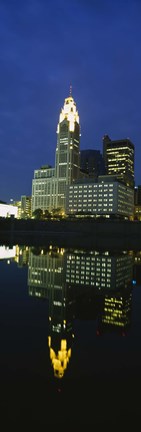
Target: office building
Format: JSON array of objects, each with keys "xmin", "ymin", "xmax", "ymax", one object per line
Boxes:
[
  {"xmin": 32, "ymin": 165, "xmax": 55, "ymax": 214},
  {"xmin": 80, "ymin": 149, "xmax": 105, "ymax": 178},
  {"xmin": 103, "ymin": 135, "xmax": 134, "ymax": 188},
  {"xmin": 66, "ymin": 175, "xmax": 134, "ymax": 218}
]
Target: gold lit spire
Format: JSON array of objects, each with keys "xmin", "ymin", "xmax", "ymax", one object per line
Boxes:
[
  {"xmin": 48, "ymin": 336, "xmax": 72, "ymax": 379},
  {"xmin": 58, "ymin": 90, "xmax": 79, "ymax": 131}
]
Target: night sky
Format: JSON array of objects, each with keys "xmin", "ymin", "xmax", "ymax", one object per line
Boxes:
[{"xmin": 0, "ymin": 0, "xmax": 141, "ymax": 203}]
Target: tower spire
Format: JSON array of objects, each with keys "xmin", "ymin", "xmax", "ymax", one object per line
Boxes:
[{"xmin": 69, "ymin": 84, "xmax": 72, "ymax": 96}]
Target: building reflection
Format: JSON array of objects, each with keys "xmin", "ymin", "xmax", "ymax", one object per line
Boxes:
[
  {"xmin": 26, "ymin": 245, "xmax": 134, "ymax": 378},
  {"xmin": 98, "ymin": 289, "xmax": 132, "ymax": 335},
  {"xmin": 133, "ymin": 250, "xmax": 141, "ymax": 285},
  {"xmin": 66, "ymin": 249, "xmax": 133, "ymax": 334},
  {"xmin": 66, "ymin": 249, "xmax": 133, "ymax": 292},
  {"xmin": 28, "ymin": 245, "xmax": 75, "ymax": 379},
  {"xmin": 0, "ymin": 245, "xmax": 16, "ymax": 263},
  {"xmin": 15, "ymin": 245, "xmax": 29, "ymax": 266}
]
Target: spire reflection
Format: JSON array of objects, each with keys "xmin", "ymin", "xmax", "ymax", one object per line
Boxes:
[
  {"xmin": 28, "ymin": 245, "xmax": 75, "ymax": 379},
  {"xmin": 25, "ymin": 245, "xmax": 135, "ymax": 378}
]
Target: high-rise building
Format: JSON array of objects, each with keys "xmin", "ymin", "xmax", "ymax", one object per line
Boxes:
[
  {"xmin": 103, "ymin": 135, "xmax": 135, "ymax": 188},
  {"xmin": 80, "ymin": 149, "xmax": 105, "ymax": 178},
  {"xmin": 55, "ymin": 93, "xmax": 80, "ymax": 209},
  {"xmin": 31, "ymin": 92, "xmax": 80, "ymax": 214}
]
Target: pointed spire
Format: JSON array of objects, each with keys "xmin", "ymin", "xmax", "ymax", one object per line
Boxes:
[{"xmin": 69, "ymin": 84, "xmax": 72, "ymax": 96}]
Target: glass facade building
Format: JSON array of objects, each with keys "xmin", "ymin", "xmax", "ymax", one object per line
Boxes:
[{"xmin": 103, "ymin": 135, "xmax": 135, "ymax": 188}]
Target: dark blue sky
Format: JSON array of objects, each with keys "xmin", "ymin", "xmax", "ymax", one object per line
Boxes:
[{"xmin": 0, "ymin": 0, "xmax": 141, "ymax": 202}]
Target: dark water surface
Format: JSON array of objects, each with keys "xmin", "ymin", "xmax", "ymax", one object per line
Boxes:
[{"xmin": 0, "ymin": 244, "xmax": 141, "ymax": 427}]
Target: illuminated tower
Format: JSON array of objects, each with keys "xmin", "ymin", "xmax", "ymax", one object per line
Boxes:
[{"xmin": 55, "ymin": 89, "xmax": 80, "ymax": 210}]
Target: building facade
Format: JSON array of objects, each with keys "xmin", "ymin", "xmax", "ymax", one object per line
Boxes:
[
  {"xmin": 20, "ymin": 195, "xmax": 32, "ymax": 219},
  {"xmin": 32, "ymin": 165, "xmax": 55, "ymax": 214},
  {"xmin": 103, "ymin": 135, "xmax": 135, "ymax": 188},
  {"xmin": 66, "ymin": 175, "xmax": 134, "ymax": 218},
  {"xmin": 0, "ymin": 203, "xmax": 18, "ymax": 218}
]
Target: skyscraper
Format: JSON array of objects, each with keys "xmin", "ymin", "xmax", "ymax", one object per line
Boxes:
[
  {"xmin": 31, "ymin": 91, "xmax": 80, "ymax": 214},
  {"xmin": 103, "ymin": 135, "xmax": 135, "ymax": 188},
  {"xmin": 55, "ymin": 92, "xmax": 80, "ymax": 209}
]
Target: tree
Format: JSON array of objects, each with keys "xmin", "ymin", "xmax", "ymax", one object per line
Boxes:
[
  {"xmin": 43, "ymin": 209, "xmax": 51, "ymax": 219},
  {"xmin": 32, "ymin": 208, "xmax": 43, "ymax": 219},
  {"xmin": 51, "ymin": 207, "xmax": 64, "ymax": 217}
]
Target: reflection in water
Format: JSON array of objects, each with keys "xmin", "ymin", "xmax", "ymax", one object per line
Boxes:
[
  {"xmin": 0, "ymin": 245, "xmax": 16, "ymax": 261},
  {"xmin": 133, "ymin": 250, "xmax": 141, "ymax": 284},
  {"xmin": 28, "ymin": 246, "xmax": 75, "ymax": 379},
  {"xmin": 99, "ymin": 289, "xmax": 132, "ymax": 334},
  {"xmin": 2, "ymin": 244, "xmax": 138, "ymax": 379},
  {"xmin": 26, "ymin": 245, "xmax": 134, "ymax": 378}
]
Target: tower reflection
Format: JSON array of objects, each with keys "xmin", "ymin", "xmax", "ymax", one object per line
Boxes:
[
  {"xmin": 27, "ymin": 245, "xmax": 134, "ymax": 378},
  {"xmin": 28, "ymin": 245, "xmax": 75, "ymax": 379}
]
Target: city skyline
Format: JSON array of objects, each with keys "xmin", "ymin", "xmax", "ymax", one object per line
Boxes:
[{"xmin": 0, "ymin": 0, "xmax": 141, "ymax": 202}]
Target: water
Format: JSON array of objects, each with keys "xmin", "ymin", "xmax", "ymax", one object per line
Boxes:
[{"xmin": 0, "ymin": 243, "xmax": 141, "ymax": 427}]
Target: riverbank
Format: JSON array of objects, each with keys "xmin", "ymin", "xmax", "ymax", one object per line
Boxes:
[{"xmin": 0, "ymin": 218, "xmax": 141, "ymax": 249}]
